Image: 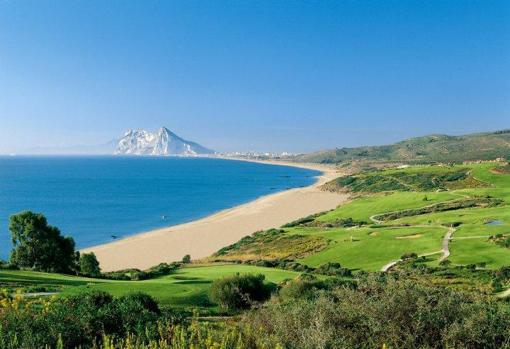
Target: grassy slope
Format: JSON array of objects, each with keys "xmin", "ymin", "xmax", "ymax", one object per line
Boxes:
[
  {"xmin": 0, "ymin": 264, "xmax": 299, "ymax": 311},
  {"xmin": 219, "ymin": 162, "xmax": 509, "ymax": 272},
  {"xmin": 292, "ymin": 130, "xmax": 510, "ymax": 164},
  {"xmin": 318, "ymin": 191, "xmax": 459, "ymax": 222},
  {"xmin": 388, "ymin": 163, "xmax": 510, "ymax": 268},
  {"xmin": 294, "ymin": 226, "xmax": 445, "ymax": 271},
  {"xmin": 316, "ymin": 163, "xmax": 510, "ymax": 269}
]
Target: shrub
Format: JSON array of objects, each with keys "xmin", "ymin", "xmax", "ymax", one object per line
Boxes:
[
  {"xmin": 103, "ymin": 262, "xmax": 180, "ymax": 281},
  {"xmin": 209, "ymin": 273, "xmax": 274, "ymax": 312},
  {"xmin": 315, "ymin": 262, "xmax": 352, "ymax": 277},
  {"xmin": 145, "ymin": 262, "xmax": 180, "ymax": 277},
  {"xmin": 493, "ymin": 266, "xmax": 510, "ymax": 281},
  {"xmin": 0, "ymin": 291, "xmax": 163, "ymax": 348},
  {"xmin": 439, "ymin": 259, "xmax": 452, "ymax": 266},
  {"xmin": 242, "ymin": 275, "xmax": 510, "ymax": 349},
  {"xmin": 401, "ymin": 252, "xmax": 418, "ymax": 260},
  {"xmin": 278, "ymin": 275, "xmax": 327, "ymax": 301},
  {"xmin": 115, "ymin": 293, "xmax": 161, "ymax": 340}
]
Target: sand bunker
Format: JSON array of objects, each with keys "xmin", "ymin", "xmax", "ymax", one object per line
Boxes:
[{"xmin": 395, "ymin": 233, "xmax": 423, "ymax": 239}]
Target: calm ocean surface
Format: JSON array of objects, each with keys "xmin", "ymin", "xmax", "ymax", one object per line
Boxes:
[{"xmin": 0, "ymin": 156, "xmax": 320, "ymax": 259}]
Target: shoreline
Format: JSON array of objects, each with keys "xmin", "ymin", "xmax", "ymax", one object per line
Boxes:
[{"xmin": 82, "ymin": 159, "xmax": 348, "ymax": 271}]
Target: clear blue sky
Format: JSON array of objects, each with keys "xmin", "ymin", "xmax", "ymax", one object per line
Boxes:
[{"xmin": 0, "ymin": 0, "xmax": 508, "ymax": 153}]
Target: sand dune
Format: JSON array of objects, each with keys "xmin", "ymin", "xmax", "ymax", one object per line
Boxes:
[{"xmin": 82, "ymin": 160, "xmax": 348, "ymax": 271}]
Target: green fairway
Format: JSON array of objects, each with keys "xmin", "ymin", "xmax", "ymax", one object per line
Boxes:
[
  {"xmin": 1, "ymin": 264, "xmax": 299, "ymax": 311},
  {"xmin": 318, "ymin": 191, "xmax": 459, "ymax": 222},
  {"xmin": 0, "ymin": 269, "xmax": 98, "ymax": 288},
  {"xmin": 294, "ymin": 226, "xmax": 445, "ymax": 271},
  {"xmin": 449, "ymin": 238, "xmax": 510, "ymax": 268}
]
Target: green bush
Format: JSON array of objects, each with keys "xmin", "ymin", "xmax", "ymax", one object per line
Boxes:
[
  {"xmin": 242, "ymin": 275, "xmax": 510, "ymax": 349},
  {"xmin": 401, "ymin": 252, "xmax": 418, "ymax": 260},
  {"xmin": 102, "ymin": 262, "xmax": 180, "ymax": 280},
  {"xmin": 315, "ymin": 262, "xmax": 352, "ymax": 277},
  {"xmin": 278, "ymin": 275, "xmax": 327, "ymax": 301},
  {"xmin": 209, "ymin": 273, "xmax": 274, "ymax": 312},
  {"xmin": 0, "ymin": 291, "xmax": 164, "ymax": 348},
  {"xmin": 115, "ymin": 293, "xmax": 161, "ymax": 339}
]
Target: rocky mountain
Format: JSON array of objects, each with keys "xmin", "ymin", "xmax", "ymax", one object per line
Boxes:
[{"xmin": 114, "ymin": 127, "xmax": 214, "ymax": 156}]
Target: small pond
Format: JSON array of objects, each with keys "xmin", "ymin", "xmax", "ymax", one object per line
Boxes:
[{"xmin": 485, "ymin": 220, "xmax": 504, "ymax": 226}]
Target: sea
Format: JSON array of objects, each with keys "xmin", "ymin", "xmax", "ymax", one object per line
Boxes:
[{"xmin": 0, "ymin": 156, "xmax": 320, "ymax": 259}]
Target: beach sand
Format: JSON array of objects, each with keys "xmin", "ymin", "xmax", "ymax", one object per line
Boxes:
[{"xmin": 82, "ymin": 160, "xmax": 348, "ymax": 271}]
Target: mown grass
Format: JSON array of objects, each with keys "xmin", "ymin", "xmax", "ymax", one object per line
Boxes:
[
  {"xmin": 71, "ymin": 264, "xmax": 299, "ymax": 311},
  {"xmin": 1, "ymin": 264, "xmax": 299, "ymax": 312},
  {"xmin": 317, "ymin": 191, "xmax": 458, "ymax": 222},
  {"xmin": 448, "ymin": 238, "xmax": 510, "ymax": 268},
  {"xmin": 294, "ymin": 226, "xmax": 445, "ymax": 271}
]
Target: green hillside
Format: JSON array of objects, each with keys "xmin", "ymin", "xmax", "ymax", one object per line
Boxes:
[
  {"xmin": 214, "ymin": 162, "xmax": 510, "ymax": 274},
  {"xmin": 292, "ymin": 129, "xmax": 510, "ymax": 164}
]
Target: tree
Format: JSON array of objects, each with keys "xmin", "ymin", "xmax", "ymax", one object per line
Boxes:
[
  {"xmin": 182, "ymin": 254, "xmax": 191, "ymax": 264},
  {"xmin": 9, "ymin": 211, "xmax": 78, "ymax": 273},
  {"xmin": 79, "ymin": 253, "xmax": 101, "ymax": 277}
]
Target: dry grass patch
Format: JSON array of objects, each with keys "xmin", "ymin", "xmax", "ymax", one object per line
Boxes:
[{"xmin": 211, "ymin": 229, "xmax": 329, "ymax": 262}]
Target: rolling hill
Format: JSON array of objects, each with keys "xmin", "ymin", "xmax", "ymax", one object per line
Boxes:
[{"xmin": 292, "ymin": 129, "xmax": 510, "ymax": 164}]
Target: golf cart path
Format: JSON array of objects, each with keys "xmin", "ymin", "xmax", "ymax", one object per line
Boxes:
[{"xmin": 381, "ymin": 227, "xmax": 455, "ymax": 272}]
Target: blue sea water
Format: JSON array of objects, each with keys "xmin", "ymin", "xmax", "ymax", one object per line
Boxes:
[{"xmin": 0, "ymin": 156, "xmax": 320, "ymax": 259}]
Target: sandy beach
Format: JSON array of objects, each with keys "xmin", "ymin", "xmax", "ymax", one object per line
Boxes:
[{"xmin": 82, "ymin": 160, "xmax": 349, "ymax": 271}]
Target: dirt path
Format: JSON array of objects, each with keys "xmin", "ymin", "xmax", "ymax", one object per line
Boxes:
[
  {"xmin": 498, "ymin": 288, "xmax": 510, "ymax": 298},
  {"xmin": 380, "ymin": 250, "xmax": 443, "ymax": 272},
  {"xmin": 452, "ymin": 235, "xmax": 490, "ymax": 239},
  {"xmin": 439, "ymin": 227, "xmax": 455, "ymax": 262},
  {"xmin": 381, "ymin": 260, "xmax": 400, "ymax": 272},
  {"xmin": 369, "ymin": 214, "xmax": 383, "ymax": 224},
  {"xmin": 21, "ymin": 292, "xmax": 59, "ymax": 297}
]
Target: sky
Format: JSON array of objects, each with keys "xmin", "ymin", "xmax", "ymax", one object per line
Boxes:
[{"xmin": 0, "ymin": 0, "xmax": 508, "ymax": 154}]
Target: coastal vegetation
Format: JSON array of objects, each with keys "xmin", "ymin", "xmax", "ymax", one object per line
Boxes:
[
  {"xmin": 321, "ymin": 166, "xmax": 486, "ymax": 193},
  {"xmin": 213, "ymin": 229, "xmax": 329, "ymax": 262},
  {"xmin": 1, "ymin": 272, "xmax": 509, "ymax": 348}
]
